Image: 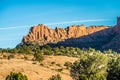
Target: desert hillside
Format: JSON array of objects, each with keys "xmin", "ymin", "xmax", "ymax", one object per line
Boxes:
[
  {"xmin": 1, "ymin": 46, "xmax": 120, "ymax": 80},
  {"xmin": 0, "ymin": 53, "xmax": 78, "ymax": 80}
]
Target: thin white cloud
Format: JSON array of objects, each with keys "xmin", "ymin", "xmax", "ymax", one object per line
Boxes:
[
  {"xmin": 0, "ymin": 25, "xmax": 31, "ymax": 30},
  {"xmin": 45, "ymin": 19, "xmax": 108, "ymax": 25},
  {"xmin": 0, "ymin": 19, "xmax": 109, "ymax": 30}
]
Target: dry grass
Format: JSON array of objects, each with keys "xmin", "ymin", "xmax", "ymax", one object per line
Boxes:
[{"xmin": 0, "ymin": 53, "xmax": 78, "ymax": 80}]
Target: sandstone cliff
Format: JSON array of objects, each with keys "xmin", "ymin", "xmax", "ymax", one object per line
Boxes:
[
  {"xmin": 22, "ymin": 24, "xmax": 108, "ymax": 45},
  {"xmin": 21, "ymin": 17, "xmax": 120, "ymax": 52}
]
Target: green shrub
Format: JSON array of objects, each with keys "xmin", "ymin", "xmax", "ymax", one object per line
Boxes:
[
  {"xmin": 48, "ymin": 74, "xmax": 61, "ymax": 80},
  {"xmin": 57, "ymin": 68, "xmax": 63, "ymax": 72},
  {"xmin": 44, "ymin": 50, "xmax": 52, "ymax": 55},
  {"xmin": 56, "ymin": 64, "xmax": 61, "ymax": 67},
  {"xmin": 107, "ymin": 56, "xmax": 120, "ymax": 80},
  {"xmin": 40, "ymin": 63, "xmax": 44, "ymax": 66},
  {"xmin": 64, "ymin": 61, "xmax": 72, "ymax": 69},
  {"xmin": 51, "ymin": 61, "xmax": 56, "ymax": 65},
  {"xmin": 70, "ymin": 53, "xmax": 108, "ymax": 80},
  {"xmin": 34, "ymin": 52, "xmax": 44, "ymax": 62},
  {"xmin": 6, "ymin": 72, "xmax": 28, "ymax": 80}
]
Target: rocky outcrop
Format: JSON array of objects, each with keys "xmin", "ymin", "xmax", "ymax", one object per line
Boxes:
[
  {"xmin": 22, "ymin": 24, "xmax": 108, "ymax": 45},
  {"xmin": 102, "ymin": 16, "xmax": 120, "ymax": 52},
  {"xmin": 21, "ymin": 17, "xmax": 120, "ymax": 52},
  {"xmin": 112, "ymin": 16, "xmax": 120, "ymax": 34}
]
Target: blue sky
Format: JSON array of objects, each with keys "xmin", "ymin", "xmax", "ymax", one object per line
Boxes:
[{"xmin": 0, "ymin": 0, "xmax": 120, "ymax": 48}]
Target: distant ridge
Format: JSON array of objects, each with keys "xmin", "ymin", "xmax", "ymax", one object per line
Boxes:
[
  {"xmin": 22, "ymin": 24, "xmax": 108, "ymax": 45},
  {"xmin": 21, "ymin": 17, "xmax": 120, "ymax": 52}
]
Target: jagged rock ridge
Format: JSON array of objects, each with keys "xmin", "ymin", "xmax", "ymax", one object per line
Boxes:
[
  {"xmin": 22, "ymin": 24, "xmax": 108, "ymax": 45},
  {"xmin": 22, "ymin": 17, "xmax": 120, "ymax": 52}
]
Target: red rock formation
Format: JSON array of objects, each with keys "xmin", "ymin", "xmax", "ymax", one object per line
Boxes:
[
  {"xmin": 21, "ymin": 17, "xmax": 120, "ymax": 52},
  {"xmin": 22, "ymin": 24, "xmax": 108, "ymax": 45}
]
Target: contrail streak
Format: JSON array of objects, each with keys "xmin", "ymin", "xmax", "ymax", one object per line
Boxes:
[
  {"xmin": 0, "ymin": 25, "xmax": 31, "ymax": 30},
  {"xmin": 0, "ymin": 19, "xmax": 109, "ymax": 30},
  {"xmin": 45, "ymin": 19, "xmax": 108, "ymax": 25}
]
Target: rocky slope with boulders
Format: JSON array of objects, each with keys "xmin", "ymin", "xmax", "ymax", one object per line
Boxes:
[{"xmin": 21, "ymin": 17, "xmax": 120, "ymax": 52}]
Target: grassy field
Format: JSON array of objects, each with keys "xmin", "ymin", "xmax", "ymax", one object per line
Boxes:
[{"xmin": 0, "ymin": 53, "xmax": 78, "ymax": 80}]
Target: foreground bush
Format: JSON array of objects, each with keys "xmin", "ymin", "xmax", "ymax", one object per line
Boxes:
[
  {"xmin": 70, "ymin": 53, "xmax": 108, "ymax": 80},
  {"xmin": 107, "ymin": 56, "xmax": 120, "ymax": 80},
  {"xmin": 48, "ymin": 74, "xmax": 61, "ymax": 80},
  {"xmin": 6, "ymin": 72, "xmax": 28, "ymax": 80}
]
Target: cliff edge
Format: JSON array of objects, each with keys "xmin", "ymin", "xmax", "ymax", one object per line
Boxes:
[
  {"xmin": 21, "ymin": 17, "xmax": 120, "ymax": 52},
  {"xmin": 22, "ymin": 24, "xmax": 108, "ymax": 45}
]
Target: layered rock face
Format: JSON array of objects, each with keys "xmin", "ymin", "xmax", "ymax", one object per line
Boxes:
[
  {"xmin": 22, "ymin": 17, "xmax": 120, "ymax": 52},
  {"xmin": 22, "ymin": 24, "xmax": 108, "ymax": 45}
]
